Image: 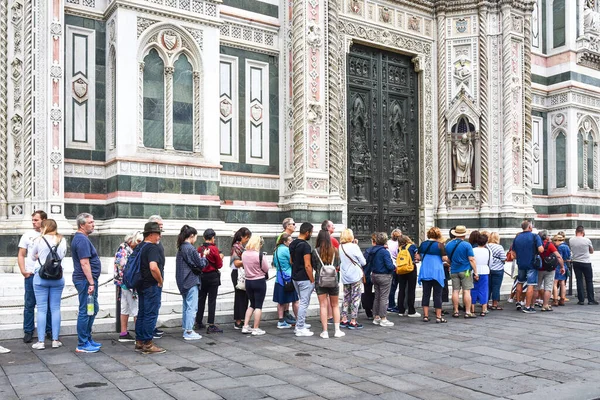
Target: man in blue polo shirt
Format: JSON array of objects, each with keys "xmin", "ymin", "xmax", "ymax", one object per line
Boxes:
[
  {"xmin": 446, "ymin": 226, "xmax": 478, "ymax": 318},
  {"xmin": 511, "ymin": 220, "xmax": 543, "ymax": 313}
]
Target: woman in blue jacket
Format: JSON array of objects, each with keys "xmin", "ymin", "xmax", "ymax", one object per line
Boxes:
[{"xmin": 369, "ymin": 232, "xmax": 396, "ymax": 327}]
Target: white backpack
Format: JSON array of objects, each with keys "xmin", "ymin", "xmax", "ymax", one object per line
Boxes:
[{"xmin": 314, "ymin": 249, "xmax": 337, "ymax": 288}]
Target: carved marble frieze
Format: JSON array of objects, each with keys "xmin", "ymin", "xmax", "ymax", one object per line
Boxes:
[{"xmin": 578, "ymin": 1, "xmax": 600, "ymax": 70}]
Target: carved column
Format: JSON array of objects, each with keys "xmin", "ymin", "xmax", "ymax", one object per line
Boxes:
[
  {"xmin": 137, "ymin": 62, "xmax": 144, "ymax": 147},
  {"xmin": 436, "ymin": 9, "xmax": 447, "ymax": 216},
  {"xmin": 501, "ymin": 3, "xmax": 514, "ymax": 211},
  {"xmin": 22, "ymin": 0, "xmax": 32, "ymax": 207},
  {"xmin": 164, "ymin": 66, "xmax": 174, "ymax": 150},
  {"xmin": 478, "ymin": 4, "xmax": 490, "ymax": 210},
  {"xmin": 0, "ymin": 0, "xmax": 7, "ymax": 217},
  {"xmin": 522, "ymin": 8, "xmax": 534, "ymax": 208},
  {"xmin": 193, "ymin": 71, "xmax": 202, "ymax": 153},
  {"xmin": 327, "ymin": 0, "xmax": 344, "ymax": 199},
  {"xmin": 291, "ymin": 0, "xmax": 307, "ymax": 194}
]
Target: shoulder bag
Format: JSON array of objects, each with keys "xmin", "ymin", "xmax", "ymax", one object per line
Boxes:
[{"xmin": 274, "ymin": 247, "xmax": 295, "ymax": 292}]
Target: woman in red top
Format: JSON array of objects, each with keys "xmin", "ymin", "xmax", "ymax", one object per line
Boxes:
[{"xmin": 196, "ymin": 229, "xmax": 224, "ymax": 334}]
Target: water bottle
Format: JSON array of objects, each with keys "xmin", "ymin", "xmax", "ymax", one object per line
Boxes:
[{"xmin": 87, "ymin": 294, "xmax": 94, "ymax": 316}]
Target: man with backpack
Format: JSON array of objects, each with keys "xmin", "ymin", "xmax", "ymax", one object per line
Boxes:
[
  {"xmin": 537, "ymin": 230, "xmax": 564, "ymax": 312},
  {"xmin": 511, "ymin": 220, "xmax": 544, "ymax": 314},
  {"xmin": 134, "ymin": 221, "xmax": 166, "ymax": 354},
  {"xmin": 445, "ymin": 226, "xmax": 478, "ymax": 318}
]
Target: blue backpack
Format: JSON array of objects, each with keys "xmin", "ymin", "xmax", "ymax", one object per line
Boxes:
[{"xmin": 122, "ymin": 242, "xmax": 148, "ymax": 289}]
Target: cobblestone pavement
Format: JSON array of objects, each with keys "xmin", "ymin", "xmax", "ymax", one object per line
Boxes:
[{"xmin": 2, "ymin": 301, "xmax": 600, "ymax": 400}]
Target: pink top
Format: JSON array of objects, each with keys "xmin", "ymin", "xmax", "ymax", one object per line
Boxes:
[{"xmin": 241, "ymin": 250, "xmax": 269, "ymax": 280}]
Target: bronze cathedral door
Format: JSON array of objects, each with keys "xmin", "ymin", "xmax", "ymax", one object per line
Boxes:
[{"xmin": 347, "ymin": 44, "xmax": 419, "ymax": 245}]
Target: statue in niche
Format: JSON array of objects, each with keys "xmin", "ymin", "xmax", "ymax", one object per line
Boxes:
[
  {"xmin": 453, "ymin": 133, "xmax": 474, "ymax": 186},
  {"xmin": 585, "ymin": 0, "xmax": 600, "ymax": 32}
]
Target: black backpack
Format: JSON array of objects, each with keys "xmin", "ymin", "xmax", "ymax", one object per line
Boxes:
[
  {"xmin": 38, "ymin": 237, "xmax": 63, "ymax": 280},
  {"xmin": 541, "ymin": 241, "xmax": 559, "ymax": 272}
]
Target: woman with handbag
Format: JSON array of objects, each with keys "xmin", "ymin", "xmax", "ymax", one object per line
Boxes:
[
  {"xmin": 272, "ymin": 233, "xmax": 299, "ymax": 329},
  {"xmin": 417, "ymin": 227, "xmax": 447, "ymax": 323},
  {"xmin": 312, "ymin": 231, "xmax": 344, "ymax": 338},
  {"xmin": 339, "ymin": 229, "xmax": 366, "ymax": 329},
  {"xmin": 176, "ymin": 225, "xmax": 209, "ymax": 341},
  {"xmin": 31, "ymin": 219, "xmax": 67, "ymax": 350},
  {"xmin": 241, "ymin": 236, "xmax": 270, "ymax": 335},
  {"xmin": 230, "ymin": 227, "xmax": 252, "ymax": 330}
]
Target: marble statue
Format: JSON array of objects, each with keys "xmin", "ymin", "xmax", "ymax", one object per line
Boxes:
[{"xmin": 453, "ymin": 133, "xmax": 474, "ymax": 185}]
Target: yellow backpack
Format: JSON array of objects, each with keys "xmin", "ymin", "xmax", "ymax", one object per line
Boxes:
[{"xmin": 395, "ymin": 244, "xmax": 414, "ymax": 274}]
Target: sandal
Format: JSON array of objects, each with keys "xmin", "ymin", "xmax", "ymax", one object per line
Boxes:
[
  {"xmin": 464, "ymin": 313, "xmax": 477, "ymax": 319},
  {"xmin": 479, "ymin": 312, "xmax": 486, "ymax": 317},
  {"xmin": 495, "ymin": 306, "xmax": 503, "ymax": 310},
  {"xmin": 489, "ymin": 306, "xmax": 497, "ymax": 310},
  {"xmin": 452, "ymin": 312, "xmax": 460, "ymax": 318},
  {"xmin": 423, "ymin": 316, "xmax": 430, "ymax": 322},
  {"xmin": 436, "ymin": 317, "xmax": 447, "ymax": 324}
]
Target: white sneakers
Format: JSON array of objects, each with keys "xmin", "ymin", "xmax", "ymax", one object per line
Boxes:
[
  {"xmin": 52, "ymin": 340, "xmax": 63, "ymax": 348},
  {"xmin": 320, "ymin": 331, "xmax": 329, "ymax": 339},
  {"xmin": 241, "ymin": 325, "xmax": 254, "ymax": 334},
  {"xmin": 32, "ymin": 342, "xmax": 45, "ymax": 350},
  {"xmin": 373, "ymin": 318, "xmax": 381, "ymax": 325},
  {"xmin": 334, "ymin": 330, "xmax": 345, "ymax": 338},
  {"xmin": 407, "ymin": 312, "xmax": 422, "ymax": 318},
  {"xmin": 251, "ymin": 328, "xmax": 266, "ymax": 336},
  {"xmin": 0, "ymin": 346, "xmax": 10, "ymax": 354},
  {"xmin": 183, "ymin": 331, "xmax": 202, "ymax": 340},
  {"xmin": 379, "ymin": 319, "xmax": 394, "ymax": 327},
  {"xmin": 295, "ymin": 328, "xmax": 314, "ymax": 337}
]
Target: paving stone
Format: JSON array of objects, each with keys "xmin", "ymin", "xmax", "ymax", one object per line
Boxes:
[
  {"xmin": 12, "ymin": 381, "xmax": 69, "ymax": 398},
  {"xmin": 367, "ymin": 375, "xmax": 422, "ymax": 393},
  {"xmin": 349, "ymin": 380, "xmax": 395, "ymax": 395},
  {"xmin": 215, "ymin": 386, "xmax": 268, "ymax": 400},
  {"xmin": 459, "ymin": 362, "xmax": 521, "ymax": 379},
  {"xmin": 160, "ymin": 380, "xmax": 222, "ymax": 400},
  {"xmin": 236, "ymin": 374, "xmax": 287, "ymax": 388},
  {"xmin": 457, "ymin": 377, "xmax": 532, "ymax": 397},
  {"xmin": 124, "ymin": 387, "xmax": 175, "ymax": 400},
  {"xmin": 20, "ymin": 390, "xmax": 77, "ymax": 400},
  {"xmin": 3, "ymin": 362, "xmax": 50, "ymax": 375},
  {"xmin": 259, "ymin": 384, "xmax": 315, "ymax": 400},
  {"xmin": 75, "ymin": 389, "xmax": 130, "ymax": 400},
  {"xmin": 199, "ymin": 375, "xmax": 244, "ymax": 390},
  {"xmin": 508, "ymin": 380, "xmax": 600, "ymax": 400}
]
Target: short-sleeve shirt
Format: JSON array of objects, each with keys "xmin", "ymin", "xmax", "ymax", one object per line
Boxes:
[
  {"xmin": 140, "ymin": 242, "xmax": 165, "ymax": 290},
  {"xmin": 18, "ymin": 230, "xmax": 40, "ymax": 273},
  {"xmin": 71, "ymin": 232, "xmax": 102, "ymax": 282},
  {"xmin": 512, "ymin": 232, "xmax": 543, "ymax": 269},
  {"xmin": 331, "ymin": 237, "xmax": 340, "ymax": 249},
  {"xmin": 569, "ymin": 236, "xmax": 593, "ymax": 263},
  {"xmin": 289, "ymin": 239, "xmax": 312, "ymax": 281},
  {"xmin": 541, "ymin": 240, "xmax": 557, "ymax": 259},
  {"xmin": 557, "ymin": 243, "xmax": 571, "ymax": 262},
  {"xmin": 445, "ymin": 239, "xmax": 475, "ymax": 273}
]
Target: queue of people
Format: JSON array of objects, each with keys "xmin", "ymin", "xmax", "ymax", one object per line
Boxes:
[{"xmin": 7, "ymin": 212, "xmax": 595, "ymax": 355}]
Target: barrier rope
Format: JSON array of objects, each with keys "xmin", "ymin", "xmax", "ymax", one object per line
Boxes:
[{"xmin": 0, "ymin": 273, "xmax": 277, "ymax": 309}]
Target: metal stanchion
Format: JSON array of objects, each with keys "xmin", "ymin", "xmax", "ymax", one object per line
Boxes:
[
  {"xmin": 568, "ymin": 260, "xmax": 573, "ymax": 296},
  {"xmin": 115, "ymin": 285, "xmax": 121, "ymax": 333}
]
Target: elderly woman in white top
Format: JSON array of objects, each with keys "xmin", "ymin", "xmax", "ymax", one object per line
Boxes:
[
  {"xmin": 31, "ymin": 219, "xmax": 67, "ymax": 350},
  {"xmin": 339, "ymin": 229, "xmax": 366, "ymax": 329}
]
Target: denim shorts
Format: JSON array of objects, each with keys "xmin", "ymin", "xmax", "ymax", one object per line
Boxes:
[{"xmin": 517, "ymin": 268, "xmax": 538, "ymax": 285}]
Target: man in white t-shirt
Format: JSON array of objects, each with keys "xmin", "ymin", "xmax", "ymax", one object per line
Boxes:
[
  {"xmin": 569, "ymin": 226, "xmax": 597, "ymax": 305},
  {"xmin": 18, "ymin": 210, "xmax": 51, "ymax": 343}
]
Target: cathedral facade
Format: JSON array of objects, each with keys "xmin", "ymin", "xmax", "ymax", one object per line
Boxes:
[{"xmin": 0, "ymin": 0, "xmax": 598, "ymax": 262}]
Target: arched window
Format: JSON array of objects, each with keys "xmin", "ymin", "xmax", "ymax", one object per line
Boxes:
[
  {"xmin": 555, "ymin": 132, "xmax": 566, "ymax": 188},
  {"xmin": 173, "ymin": 54, "xmax": 194, "ymax": 152},
  {"xmin": 143, "ymin": 49, "xmax": 165, "ymax": 149},
  {"xmin": 578, "ymin": 131, "xmax": 584, "ymax": 188}
]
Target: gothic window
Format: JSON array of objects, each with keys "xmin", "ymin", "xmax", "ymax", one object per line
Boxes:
[
  {"xmin": 578, "ymin": 131, "xmax": 584, "ymax": 188},
  {"xmin": 220, "ymin": 55, "xmax": 239, "ymax": 162},
  {"xmin": 587, "ymin": 133, "xmax": 594, "ymax": 189},
  {"xmin": 555, "ymin": 132, "xmax": 566, "ymax": 188},
  {"xmin": 577, "ymin": 121, "xmax": 598, "ymax": 190},
  {"xmin": 173, "ymin": 54, "xmax": 194, "ymax": 152},
  {"xmin": 138, "ymin": 27, "xmax": 204, "ymax": 155},
  {"xmin": 142, "ymin": 49, "xmax": 165, "ymax": 149},
  {"xmin": 553, "ymin": 0, "xmax": 566, "ymax": 48}
]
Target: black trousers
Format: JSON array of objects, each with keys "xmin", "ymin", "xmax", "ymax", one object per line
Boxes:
[
  {"xmin": 361, "ymin": 282, "xmax": 374, "ymax": 318},
  {"xmin": 573, "ymin": 262, "xmax": 595, "ymax": 303},
  {"xmin": 421, "ymin": 280, "xmax": 443, "ymax": 309},
  {"xmin": 441, "ymin": 267, "xmax": 450, "ymax": 303},
  {"xmin": 397, "ymin": 269, "xmax": 417, "ymax": 315},
  {"xmin": 231, "ymin": 269, "xmax": 249, "ymax": 320},
  {"xmin": 197, "ymin": 271, "xmax": 220, "ymax": 325}
]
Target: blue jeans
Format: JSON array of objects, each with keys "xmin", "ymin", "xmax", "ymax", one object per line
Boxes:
[
  {"xmin": 489, "ymin": 270, "xmax": 504, "ymax": 301},
  {"xmin": 74, "ymin": 279, "xmax": 98, "ymax": 347},
  {"xmin": 24, "ymin": 275, "xmax": 51, "ymax": 334},
  {"xmin": 136, "ymin": 285, "xmax": 162, "ymax": 341},
  {"xmin": 388, "ymin": 273, "xmax": 399, "ymax": 308},
  {"xmin": 182, "ymin": 285, "xmax": 198, "ymax": 331},
  {"xmin": 517, "ymin": 268, "xmax": 538, "ymax": 285},
  {"xmin": 33, "ymin": 274, "xmax": 64, "ymax": 341},
  {"xmin": 293, "ymin": 280, "xmax": 314, "ymax": 330}
]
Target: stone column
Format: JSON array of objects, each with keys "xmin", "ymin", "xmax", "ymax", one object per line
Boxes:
[
  {"xmin": 522, "ymin": 5, "xmax": 535, "ymax": 211},
  {"xmin": 164, "ymin": 66, "xmax": 174, "ymax": 150},
  {"xmin": 436, "ymin": 8, "xmax": 448, "ymax": 217},
  {"xmin": 501, "ymin": 2, "xmax": 515, "ymax": 212},
  {"xmin": 478, "ymin": 4, "xmax": 490, "ymax": 211},
  {"xmin": 0, "ymin": 0, "xmax": 8, "ymax": 218}
]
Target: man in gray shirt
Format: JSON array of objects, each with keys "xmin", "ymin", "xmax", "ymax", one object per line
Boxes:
[{"xmin": 569, "ymin": 226, "xmax": 597, "ymax": 305}]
